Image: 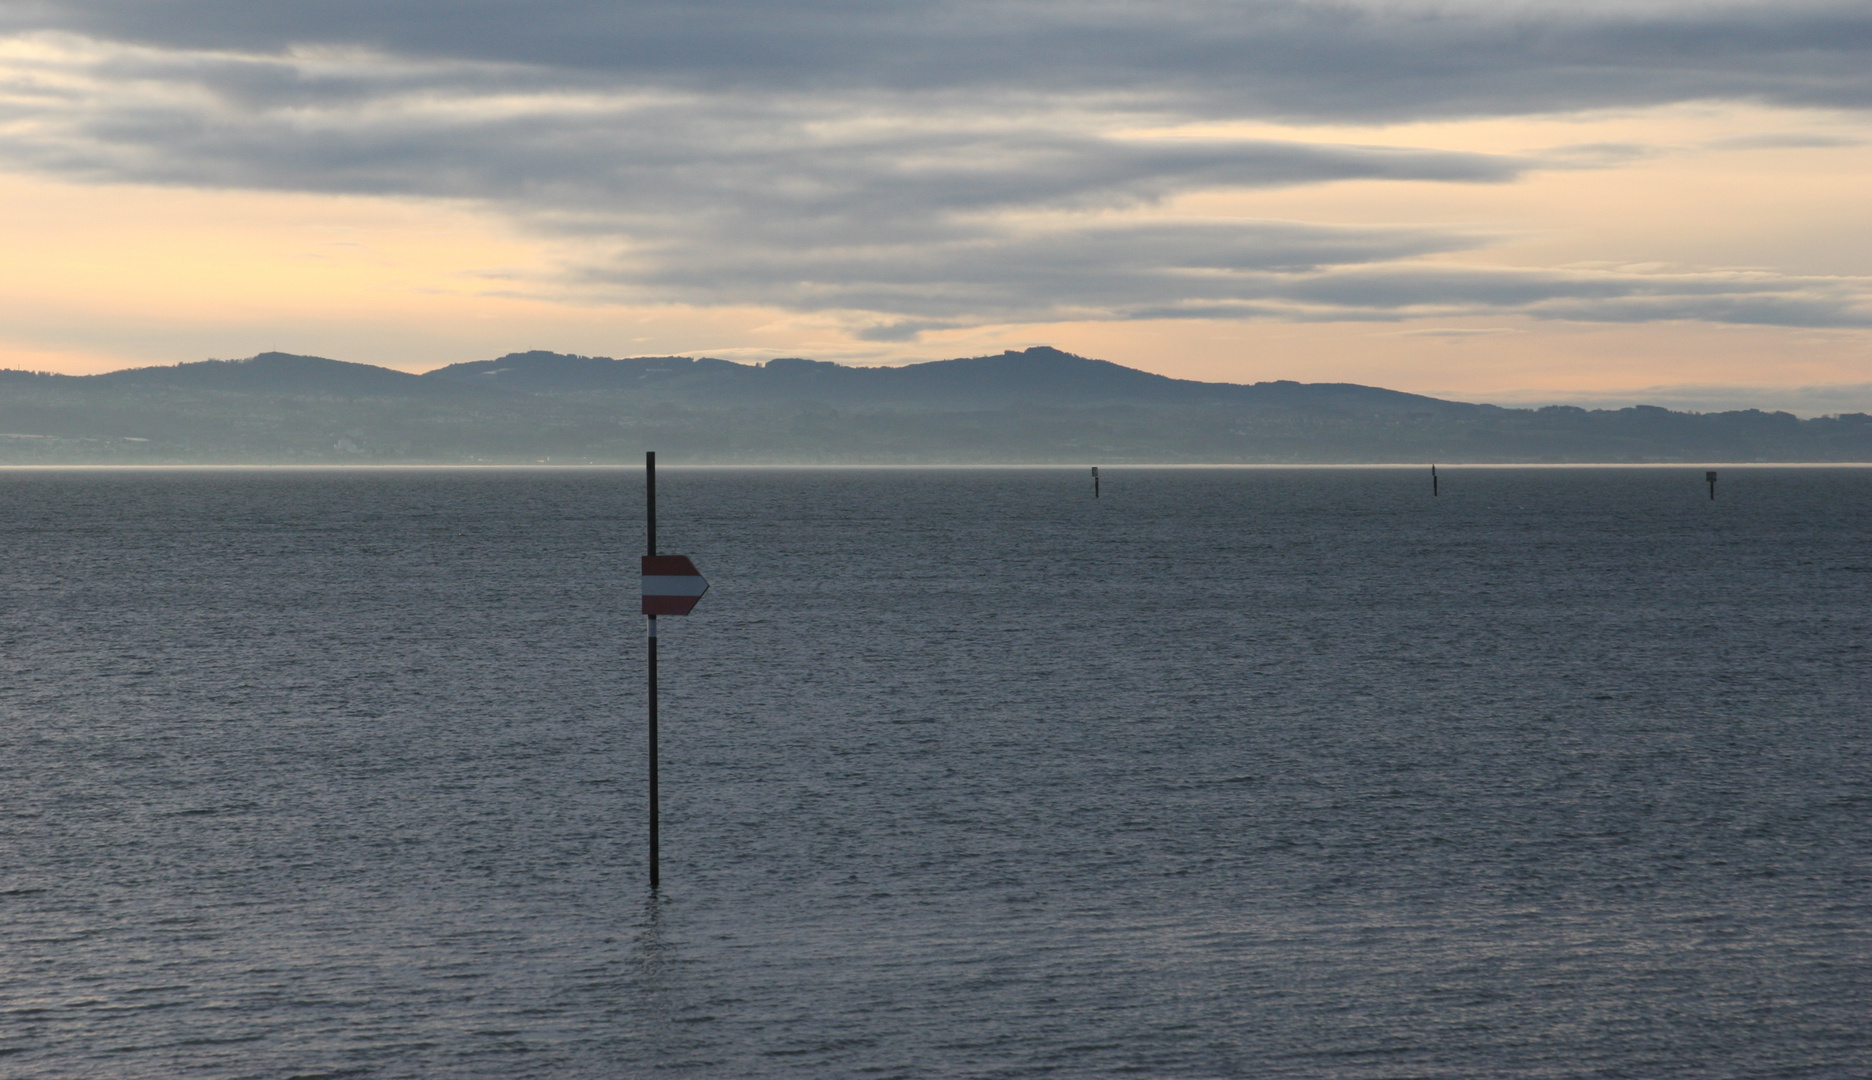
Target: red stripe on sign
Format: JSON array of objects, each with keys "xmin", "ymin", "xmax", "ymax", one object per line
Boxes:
[
  {"xmin": 642, "ymin": 555, "xmax": 701, "ymax": 576},
  {"xmin": 643, "ymin": 591, "xmax": 703, "ymax": 613}
]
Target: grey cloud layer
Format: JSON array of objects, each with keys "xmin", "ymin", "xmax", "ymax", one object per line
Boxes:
[
  {"xmin": 1, "ymin": 1, "xmax": 1868, "ymax": 335},
  {"xmin": 0, "ymin": 43, "xmax": 1514, "ymax": 230},
  {"xmin": 12, "ymin": 0, "xmax": 1871, "ymax": 119},
  {"xmin": 604, "ymin": 231, "xmax": 1872, "ymax": 332}
]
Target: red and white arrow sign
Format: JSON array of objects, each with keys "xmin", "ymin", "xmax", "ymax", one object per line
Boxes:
[{"xmin": 642, "ymin": 555, "xmax": 708, "ymax": 616}]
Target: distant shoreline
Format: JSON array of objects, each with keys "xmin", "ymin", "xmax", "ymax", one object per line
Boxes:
[{"xmin": 5, "ymin": 462, "xmax": 1872, "ymax": 471}]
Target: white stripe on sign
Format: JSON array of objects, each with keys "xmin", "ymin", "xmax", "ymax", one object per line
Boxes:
[{"xmin": 642, "ymin": 575, "xmax": 708, "ymax": 596}]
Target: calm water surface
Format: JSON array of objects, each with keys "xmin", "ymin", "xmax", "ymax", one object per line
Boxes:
[{"xmin": 1, "ymin": 467, "xmax": 1867, "ymax": 1078}]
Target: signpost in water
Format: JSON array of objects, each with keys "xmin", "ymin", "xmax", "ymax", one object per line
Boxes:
[{"xmin": 642, "ymin": 451, "xmax": 709, "ymax": 889}]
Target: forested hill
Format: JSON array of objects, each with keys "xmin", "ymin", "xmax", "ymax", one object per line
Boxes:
[
  {"xmin": 421, "ymin": 346, "xmax": 1472, "ymax": 414},
  {"xmin": 1, "ymin": 347, "xmax": 1867, "ymax": 464}
]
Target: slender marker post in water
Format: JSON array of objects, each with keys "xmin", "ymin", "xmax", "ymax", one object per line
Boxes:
[
  {"xmin": 646, "ymin": 451, "xmax": 658, "ymax": 888},
  {"xmin": 1092, "ymin": 467, "xmax": 1100, "ymax": 499},
  {"xmin": 1707, "ymin": 470, "xmax": 1718, "ymax": 500},
  {"xmin": 1432, "ymin": 464, "xmax": 1439, "ymax": 497},
  {"xmin": 640, "ymin": 451, "xmax": 709, "ymax": 890}
]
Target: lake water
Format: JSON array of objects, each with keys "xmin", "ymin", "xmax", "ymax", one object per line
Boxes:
[{"xmin": 2, "ymin": 467, "xmax": 1868, "ymax": 1078}]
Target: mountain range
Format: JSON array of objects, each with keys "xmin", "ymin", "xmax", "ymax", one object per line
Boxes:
[{"xmin": 2, "ymin": 347, "xmax": 1867, "ymax": 464}]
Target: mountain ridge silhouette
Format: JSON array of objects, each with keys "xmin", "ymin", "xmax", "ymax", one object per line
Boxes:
[
  {"xmin": 4, "ymin": 345, "xmax": 1867, "ymax": 463},
  {"xmin": 419, "ymin": 346, "xmax": 1480, "ymax": 413}
]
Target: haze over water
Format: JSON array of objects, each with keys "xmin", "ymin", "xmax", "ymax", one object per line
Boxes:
[{"xmin": 2, "ymin": 467, "xmax": 1867, "ymax": 1078}]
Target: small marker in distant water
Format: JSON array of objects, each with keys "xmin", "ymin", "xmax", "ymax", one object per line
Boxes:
[
  {"xmin": 1432, "ymin": 464, "xmax": 1438, "ymax": 497},
  {"xmin": 1092, "ymin": 466, "xmax": 1100, "ymax": 499},
  {"xmin": 1707, "ymin": 470, "xmax": 1718, "ymax": 500}
]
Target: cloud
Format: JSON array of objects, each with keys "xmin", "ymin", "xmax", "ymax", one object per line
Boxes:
[
  {"xmin": 602, "ymin": 221, "xmax": 1491, "ymax": 308},
  {"xmin": 0, "ymin": 3, "xmax": 1868, "ymax": 339},
  {"xmin": 1706, "ymin": 132, "xmax": 1866, "ymax": 150},
  {"xmin": 8, "ymin": 1, "xmax": 1870, "ymax": 119},
  {"xmin": 0, "ymin": 31, "xmax": 1532, "ymax": 335},
  {"xmin": 588, "ymin": 224, "xmax": 1872, "ymax": 331},
  {"xmin": 0, "ymin": 35, "xmax": 1522, "ymax": 217},
  {"xmin": 1535, "ymin": 142, "xmax": 1665, "ymax": 169},
  {"xmin": 1227, "ymin": 266, "xmax": 1872, "ymax": 329}
]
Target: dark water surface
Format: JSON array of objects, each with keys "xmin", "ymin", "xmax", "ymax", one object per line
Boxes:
[{"xmin": 1, "ymin": 467, "xmax": 1867, "ymax": 1078}]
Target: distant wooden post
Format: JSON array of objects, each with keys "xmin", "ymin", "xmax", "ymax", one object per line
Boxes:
[
  {"xmin": 1432, "ymin": 464, "xmax": 1438, "ymax": 497},
  {"xmin": 1707, "ymin": 470, "xmax": 1717, "ymax": 500},
  {"xmin": 1092, "ymin": 467, "xmax": 1100, "ymax": 499}
]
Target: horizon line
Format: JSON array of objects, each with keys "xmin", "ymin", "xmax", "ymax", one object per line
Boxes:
[{"xmin": 4, "ymin": 462, "xmax": 1870, "ymax": 472}]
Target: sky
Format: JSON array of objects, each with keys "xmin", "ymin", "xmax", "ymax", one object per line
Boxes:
[{"xmin": 1, "ymin": 0, "xmax": 1869, "ymax": 411}]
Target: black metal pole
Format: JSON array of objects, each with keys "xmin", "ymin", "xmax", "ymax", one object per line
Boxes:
[
  {"xmin": 1092, "ymin": 466, "xmax": 1099, "ymax": 499},
  {"xmin": 646, "ymin": 451, "xmax": 659, "ymax": 890},
  {"xmin": 1707, "ymin": 470, "xmax": 1717, "ymax": 500},
  {"xmin": 1432, "ymin": 464, "xmax": 1438, "ymax": 496}
]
